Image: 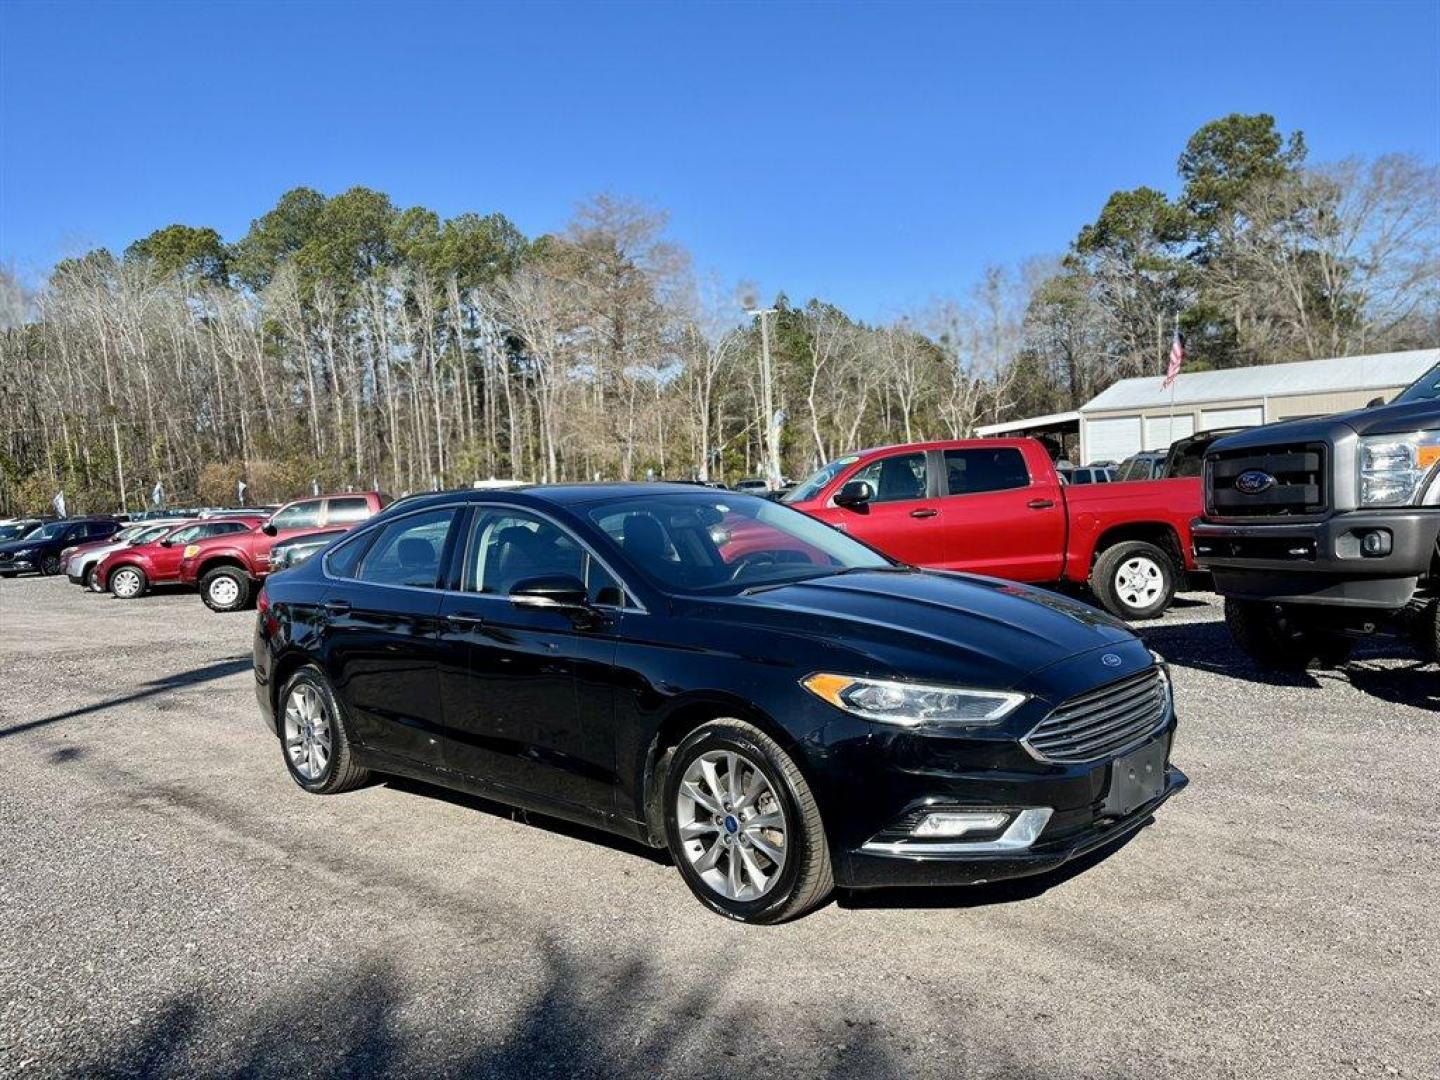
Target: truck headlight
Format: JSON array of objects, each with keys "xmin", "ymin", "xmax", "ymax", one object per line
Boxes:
[
  {"xmin": 801, "ymin": 673, "xmax": 1027, "ymax": 727},
  {"xmin": 1358, "ymin": 431, "xmax": 1440, "ymax": 507}
]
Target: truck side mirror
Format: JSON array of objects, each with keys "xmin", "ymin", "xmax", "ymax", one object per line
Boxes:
[{"xmin": 834, "ymin": 480, "xmax": 874, "ymax": 508}]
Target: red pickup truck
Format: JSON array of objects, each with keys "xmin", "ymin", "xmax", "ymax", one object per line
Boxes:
[
  {"xmin": 178, "ymin": 491, "xmax": 387, "ymax": 612},
  {"xmin": 783, "ymin": 438, "xmax": 1201, "ymax": 619}
]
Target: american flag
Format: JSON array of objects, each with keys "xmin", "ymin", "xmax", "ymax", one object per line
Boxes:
[{"xmin": 1162, "ymin": 328, "xmax": 1185, "ymax": 389}]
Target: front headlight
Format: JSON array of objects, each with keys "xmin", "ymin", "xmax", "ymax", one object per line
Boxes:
[
  {"xmin": 1358, "ymin": 431, "xmax": 1440, "ymax": 507},
  {"xmin": 13, "ymin": 547, "xmax": 34, "ymax": 558},
  {"xmin": 801, "ymin": 673, "xmax": 1027, "ymax": 728}
]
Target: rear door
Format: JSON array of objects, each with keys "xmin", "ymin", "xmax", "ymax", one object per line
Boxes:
[
  {"xmin": 824, "ymin": 450, "xmax": 945, "ymax": 565},
  {"xmin": 321, "ymin": 507, "xmax": 462, "ymax": 766},
  {"xmin": 935, "ymin": 446, "xmax": 1065, "ymax": 580}
]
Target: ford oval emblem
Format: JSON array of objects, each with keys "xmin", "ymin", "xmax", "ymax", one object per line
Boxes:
[
  {"xmin": 1235, "ymin": 469, "xmax": 1276, "ymax": 495},
  {"xmin": 1101, "ymin": 653, "xmax": 1122, "ymax": 668}
]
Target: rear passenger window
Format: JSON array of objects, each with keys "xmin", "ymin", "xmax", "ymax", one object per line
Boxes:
[
  {"xmin": 943, "ymin": 449, "xmax": 1030, "ymax": 495},
  {"xmin": 325, "ymin": 532, "xmax": 371, "ymax": 579},
  {"xmin": 326, "ymin": 496, "xmax": 371, "ymax": 524},
  {"xmin": 355, "ymin": 510, "xmax": 457, "ymax": 588}
]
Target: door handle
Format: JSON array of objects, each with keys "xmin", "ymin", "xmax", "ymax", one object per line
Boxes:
[
  {"xmin": 445, "ymin": 612, "xmax": 485, "ymax": 628},
  {"xmin": 909, "ymin": 508, "xmax": 938, "ymax": 519},
  {"xmin": 323, "ymin": 600, "xmax": 351, "ymax": 615},
  {"xmin": 1027, "ymin": 499, "xmax": 1055, "ymax": 510}
]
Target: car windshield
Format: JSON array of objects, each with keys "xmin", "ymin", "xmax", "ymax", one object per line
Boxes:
[
  {"xmin": 0, "ymin": 522, "xmax": 38, "ymax": 541},
  {"xmin": 589, "ymin": 492, "xmax": 891, "ymax": 595},
  {"xmin": 783, "ymin": 455, "xmax": 861, "ymax": 504},
  {"xmin": 1395, "ymin": 363, "xmax": 1440, "ymax": 403}
]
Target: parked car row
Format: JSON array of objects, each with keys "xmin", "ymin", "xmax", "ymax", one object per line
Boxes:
[{"xmin": 1, "ymin": 491, "xmax": 389, "ymax": 612}]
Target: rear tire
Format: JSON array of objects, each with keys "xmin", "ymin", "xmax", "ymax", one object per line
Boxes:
[
  {"xmin": 1092, "ymin": 541, "xmax": 1176, "ymax": 620},
  {"xmin": 200, "ymin": 566, "xmax": 251, "ymax": 612},
  {"xmin": 1224, "ymin": 599, "xmax": 1354, "ymax": 670},
  {"xmin": 278, "ymin": 666, "xmax": 371, "ymax": 794},
  {"xmin": 662, "ymin": 719, "xmax": 833, "ymax": 924},
  {"xmin": 109, "ymin": 565, "xmax": 148, "ymax": 600}
]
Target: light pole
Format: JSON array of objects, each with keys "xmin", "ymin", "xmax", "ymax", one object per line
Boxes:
[{"xmin": 748, "ymin": 307, "xmax": 781, "ymax": 489}]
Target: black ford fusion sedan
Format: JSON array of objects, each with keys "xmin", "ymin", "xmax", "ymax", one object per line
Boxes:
[{"xmin": 253, "ymin": 484, "xmax": 1187, "ymax": 923}]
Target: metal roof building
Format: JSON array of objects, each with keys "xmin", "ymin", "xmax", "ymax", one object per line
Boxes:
[{"xmin": 1076, "ymin": 348, "xmax": 1437, "ymax": 464}]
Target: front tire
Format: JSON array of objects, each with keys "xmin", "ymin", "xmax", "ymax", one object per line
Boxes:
[
  {"xmin": 278, "ymin": 666, "xmax": 371, "ymax": 794},
  {"xmin": 109, "ymin": 565, "xmax": 148, "ymax": 600},
  {"xmin": 662, "ymin": 719, "xmax": 833, "ymax": 924},
  {"xmin": 39, "ymin": 554, "xmax": 61, "ymax": 576},
  {"xmin": 200, "ymin": 566, "xmax": 251, "ymax": 612},
  {"xmin": 1224, "ymin": 599, "xmax": 1354, "ymax": 670},
  {"xmin": 1091, "ymin": 540, "xmax": 1176, "ymax": 620}
]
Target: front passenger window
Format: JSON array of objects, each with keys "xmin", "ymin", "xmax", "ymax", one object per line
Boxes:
[
  {"xmin": 355, "ymin": 509, "xmax": 457, "ymax": 588},
  {"xmin": 847, "ymin": 453, "xmax": 928, "ymax": 503},
  {"xmin": 469, "ymin": 510, "xmax": 624, "ymax": 605}
]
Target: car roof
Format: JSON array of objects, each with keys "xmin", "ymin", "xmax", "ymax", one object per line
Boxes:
[{"xmin": 377, "ymin": 482, "xmax": 759, "ymax": 518}]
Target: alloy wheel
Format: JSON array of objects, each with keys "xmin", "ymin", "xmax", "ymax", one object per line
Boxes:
[
  {"xmin": 1113, "ymin": 555, "xmax": 1164, "ymax": 611},
  {"xmin": 283, "ymin": 683, "xmax": 332, "ymax": 781},
  {"xmin": 112, "ymin": 568, "xmax": 143, "ymax": 598},
  {"xmin": 676, "ymin": 749, "xmax": 787, "ymax": 901}
]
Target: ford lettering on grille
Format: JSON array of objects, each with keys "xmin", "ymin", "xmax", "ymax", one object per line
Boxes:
[{"xmin": 1235, "ymin": 470, "xmax": 1276, "ymax": 495}]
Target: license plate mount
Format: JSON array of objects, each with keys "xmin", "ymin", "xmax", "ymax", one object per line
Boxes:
[{"xmin": 1102, "ymin": 739, "xmax": 1168, "ymax": 817}]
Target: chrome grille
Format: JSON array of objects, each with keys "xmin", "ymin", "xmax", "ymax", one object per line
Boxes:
[{"xmin": 1024, "ymin": 668, "xmax": 1169, "ymax": 764}]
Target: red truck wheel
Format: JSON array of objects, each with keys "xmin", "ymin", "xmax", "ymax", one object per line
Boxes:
[
  {"xmin": 1091, "ymin": 541, "xmax": 1176, "ymax": 620},
  {"xmin": 200, "ymin": 567, "xmax": 252, "ymax": 612}
]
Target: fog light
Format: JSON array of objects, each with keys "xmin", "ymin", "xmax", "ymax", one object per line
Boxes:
[
  {"xmin": 1360, "ymin": 530, "xmax": 1392, "ymax": 557},
  {"xmin": 913, "ymin": 811, "xmax": 1010, "ymax": 838}
]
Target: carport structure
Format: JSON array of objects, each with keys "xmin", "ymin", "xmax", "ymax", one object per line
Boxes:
[{"xmin": 1076, "ymin": 348, "xmax": 1437, "ymax": 465}]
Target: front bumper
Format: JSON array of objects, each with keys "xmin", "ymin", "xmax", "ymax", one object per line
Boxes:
[
  {"xmin": 1193, "ymin": 510, "xmax": 1439, "ymax": 609},
  {"xmin": 0, "ymin": 556, "xmax": 34, "ymax": 575},
  {"xmin": 837, "ymin": 760, "xmax": 1187, "ymax": 888}
]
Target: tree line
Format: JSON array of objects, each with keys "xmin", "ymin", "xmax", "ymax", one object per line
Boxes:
[{"xmin": 0, "ymin": 113, "xmax": 1435, "ymax": 513}]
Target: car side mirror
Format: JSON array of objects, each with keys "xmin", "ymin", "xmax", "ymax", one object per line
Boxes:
[
  {"xmin": 262, "ymin": 522, "xmax": 278, "ymax": 536},
  {"xmin": 160, "ymin": 538, "xmax": 173, "ymax": 547},
  {"xmin": 834, "ymin": 479, "xmax": 874, "ymax": 508},
  {"xmin": 1366, "ymin": 396, "xmax": 1386, "ymax": 408},
  {"xmin": 509, "ymin": 574, "xmax": 591, "ymax": 611}
]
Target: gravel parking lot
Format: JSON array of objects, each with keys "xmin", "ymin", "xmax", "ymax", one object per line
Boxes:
[{"xmin": 0, "ymin": 577, "xmax": 1435, "ymax": 1079}]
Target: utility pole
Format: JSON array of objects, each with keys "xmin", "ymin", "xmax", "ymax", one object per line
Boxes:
[{"xmin": 748, "ymin": 307, "xmax": 781, "ymax": 489}]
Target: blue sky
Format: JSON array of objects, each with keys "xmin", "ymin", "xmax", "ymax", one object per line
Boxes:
[{"xmin": 2, "ymin": 0, "xmax": 1437, "ymax": 319}]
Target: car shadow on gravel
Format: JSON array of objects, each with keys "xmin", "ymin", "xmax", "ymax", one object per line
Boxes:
[
  {"xmin": 1138, "ymin": 618, "xmax": 1436, "ymax": 705},
  {"xmin": 381, "ymin": 775, "xmax": 673, "ymax": 866},
  {"xmin": 0, "ymin": 655, "xmax": 252, "ymax": 740},
  {"xmin": 75, "ymin": 938, "xmax": 910, "ymax": 1079}
]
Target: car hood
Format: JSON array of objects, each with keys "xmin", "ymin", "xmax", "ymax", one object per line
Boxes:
[
  {"xmin": 1211, "ymin": 398, "xmax": 1440, "ymax": 452},
  {"xmin": 693, "ymin": 568, "xmax": 1146, "ymax": 691},
  {"xmin": 0, "ymin": 537, "xmax": 47, "ymax": 554}
]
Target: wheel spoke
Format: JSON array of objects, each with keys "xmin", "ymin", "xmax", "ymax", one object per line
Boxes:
[
  {"xmin": 747, "ymin": 831, "xmax": 784, "ymax": 865},
  {"xmin": 700, "ymin": 759, "xmax": 726, "ymax": 808},
  {"xmin": 680, "ymin": 819, "xmax": 718, "ymax": 839},
  {"xmin": 738, "ymin": 845, "xmax": 769, "ymax": 893},
  {"xmin": 680, "ymin": 780, "xmax": 721, "ymax": 817},
  {"xmin": 694, "ymin": 837, "xmax": 724, "ymax": 872},
  {"xmin": 727, "ymin": 845, "xmax": 744, "ymax": 897}
]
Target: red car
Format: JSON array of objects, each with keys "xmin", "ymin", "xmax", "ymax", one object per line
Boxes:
[
  {"xmin": 95, "ymin": 518, "xmax": 261, "ymax": 599},
  {"xmin": 179, "ymin": 491, "xmax": 387, "ymax": 612},
  {"xmin": 783, "ymin": 438, "xmax": 1202, "ymax": 619}
]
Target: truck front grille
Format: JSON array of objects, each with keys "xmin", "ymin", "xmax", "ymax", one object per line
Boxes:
[
  {"xmin": 1207, "ymin": 442, "xmax": 1328, "ymax": 517},
  {"xmin": 1024, "ymin": 668, "xmax": 1169, "ymax": 765}
]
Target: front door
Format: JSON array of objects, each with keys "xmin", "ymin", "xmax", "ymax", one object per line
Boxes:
[
  {"xmin": 822, "ymin": 450, "xmax": 946, "ymax": 566},
  {"xmin": 321, "ymin": 506, "xmax": 461, "ymax": 766},
  {"xmin": 437, "ymin": 506, "xmax": 621, "ymax": 813}
]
